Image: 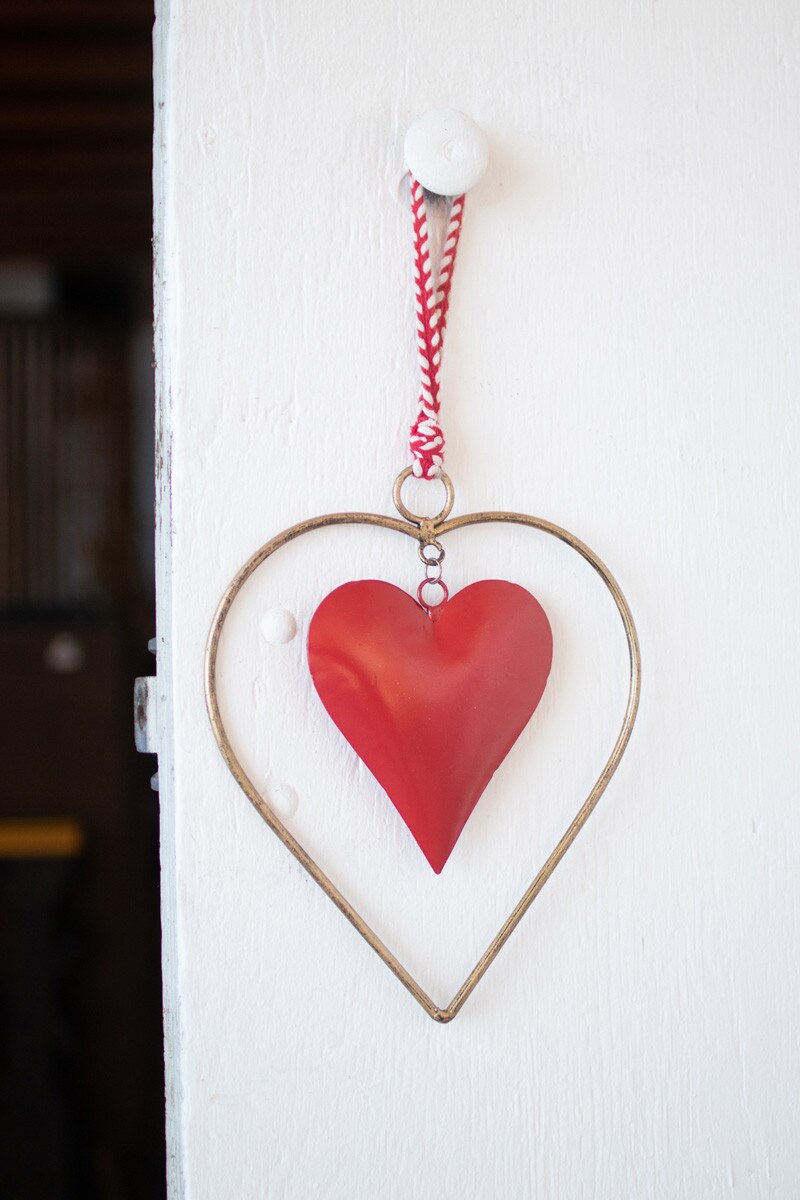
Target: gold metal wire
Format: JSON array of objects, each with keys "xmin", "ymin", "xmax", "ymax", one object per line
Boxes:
[{"xmin": 204, "ymin": 492, "xmax": 641, "ymax": 1023}]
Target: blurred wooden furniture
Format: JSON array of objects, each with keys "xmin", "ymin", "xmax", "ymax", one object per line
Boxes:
[
  {"xmin": 0, "ymin": 2, "xmax": 165, "ymax": 1192},
  {"xmin": 0, "ymin": 820, "xmax": 87, "ymax": 1197},
  {"xmin": 0, "ymin": 614, "xmax": 164, "ymax": 1199},
  {"xmin": 0, "ymin": 316, "xmax": 131, "ymax": 613},
  {"xmin": 0, "ymin": 0, "xmax": 153, "ymax": 261}
]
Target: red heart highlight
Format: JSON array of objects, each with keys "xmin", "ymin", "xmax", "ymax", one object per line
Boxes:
[{"xmin": 307, "ymin": 579, "xmax": 553, "ymax": 873}]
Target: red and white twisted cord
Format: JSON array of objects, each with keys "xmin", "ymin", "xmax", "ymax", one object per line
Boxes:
[{"xmin": 409, "ymin": 176, "xmax": 465, "ymax": 480}]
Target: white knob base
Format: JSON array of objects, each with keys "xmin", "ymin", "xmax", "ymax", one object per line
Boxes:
[{"xmin": 404, "ymin": 109, "xmax": 488, "ymax": 196}]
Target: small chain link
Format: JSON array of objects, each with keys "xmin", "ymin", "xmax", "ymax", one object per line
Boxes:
[
  {"xmin": 417, "ymin": 536, "xmax": 448, "ymax": 615},
  {"xmin": 418, "ymin": 540, "xmax": 445, "ymax": 566},
  {"xmin": 417, "ymin": 578, "xmax": 449, "ymax": 613}
]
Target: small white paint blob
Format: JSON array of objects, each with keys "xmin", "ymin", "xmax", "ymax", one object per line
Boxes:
[
  {"xmin": 404, "ymin": 109, "xmax": 489, "ymax": 195},
  {"xmin": 266, "ymin": 780, "xmax": 299, "ymax": 820},
  {"xmin": 259, "ymin": 608, "xmax": 298, "ymax": 644}
]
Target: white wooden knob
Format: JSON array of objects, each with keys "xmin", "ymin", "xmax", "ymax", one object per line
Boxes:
[{"xmin": 404, "ymin": 109, "xmax": 488, "ymax": 196}]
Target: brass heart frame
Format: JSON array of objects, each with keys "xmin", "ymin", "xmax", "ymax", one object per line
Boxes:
[{"xmin": 204, "ymin": 499, "xmax": 641, "ymax": 1023}]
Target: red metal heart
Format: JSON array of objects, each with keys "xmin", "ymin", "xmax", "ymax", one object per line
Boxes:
[{"xmin": 308, "ymin": 579, "xmax": 553, "ymax": 873}]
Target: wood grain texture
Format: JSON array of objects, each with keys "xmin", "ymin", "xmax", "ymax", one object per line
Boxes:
[
  {"xmin": 0, "ymin": 0, "xmax": 153, "ymax": 259},
  {"xmin": 154, "ymin": 0, "xmax": 800, "ymax": 1196}
]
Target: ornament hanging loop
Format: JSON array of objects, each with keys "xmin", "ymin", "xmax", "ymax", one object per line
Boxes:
[
  {"xmin": 418, "ymin": 540, "xmax": 445, "ymax": 567},
  {"xmin": 392, "ymin": 466, "xmax": 455, "ymax": 531},
  {"xmin": 416, "ymin": 577, "xmax": 449, "ymax": 619},
  {"xmin": 393, "ymin": 467, "xmax": 454, "ymax": 616}
]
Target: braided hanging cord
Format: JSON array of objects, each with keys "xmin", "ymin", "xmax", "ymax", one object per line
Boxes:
[{"xmin": 409, "ymin": 176, "xmax": 466, "ymax": 480}]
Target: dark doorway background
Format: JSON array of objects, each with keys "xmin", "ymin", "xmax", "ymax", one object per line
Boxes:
[{"xmin": 0, "ymin": 3, "xmax": 165, "ymax": 1197}]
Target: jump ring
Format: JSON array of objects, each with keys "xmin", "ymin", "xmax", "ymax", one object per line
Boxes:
[
  {"xmin": 418, "ymin": 541, "xmax": 445, "ymax": 566},
  {"xmin": 417, "ymin": 578, "xmax": 449, "ymax": 613},
  {"xmin": 393, "ymin": 467, "xmax": 455, "ymax": 527}
]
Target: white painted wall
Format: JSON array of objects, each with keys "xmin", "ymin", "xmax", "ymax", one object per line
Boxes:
[{"xmin": 154, "ymin": 1, "xmax": 800, "ymax": 1196}]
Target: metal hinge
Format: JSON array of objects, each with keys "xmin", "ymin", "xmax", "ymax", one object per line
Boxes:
[
  {"xmin": 134, "ymin": 637, "xmax": 159, "ymax": 790},
  {"xmin": 133, "ymin": 675, "xmax": 158, "ymax": 754}
]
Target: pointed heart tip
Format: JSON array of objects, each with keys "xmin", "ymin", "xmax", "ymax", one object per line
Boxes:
[{"xmin": 421, "ymin": 843, "xmax": 453, "ymax": 874}]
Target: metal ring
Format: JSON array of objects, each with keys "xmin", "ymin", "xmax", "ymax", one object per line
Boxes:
[
  {"xmin": 417, "ymin": 578, "xmax": 449, "ymax": 612},
  {"xmin": 424, "ymin": 561, "xmax": 443, "ymax": 584},
  {"xmin": 393, "ymin": 467, "xmax": 455, "ymax": 527},
  {"xmin": 418, "ymin": 541, "xmax": 445, "ymax": 566}
]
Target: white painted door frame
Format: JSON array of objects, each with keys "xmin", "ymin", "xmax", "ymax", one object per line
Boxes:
[{"xmin": 153, "ymin": 2, "xmax": 800, "ymax": 1196}]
